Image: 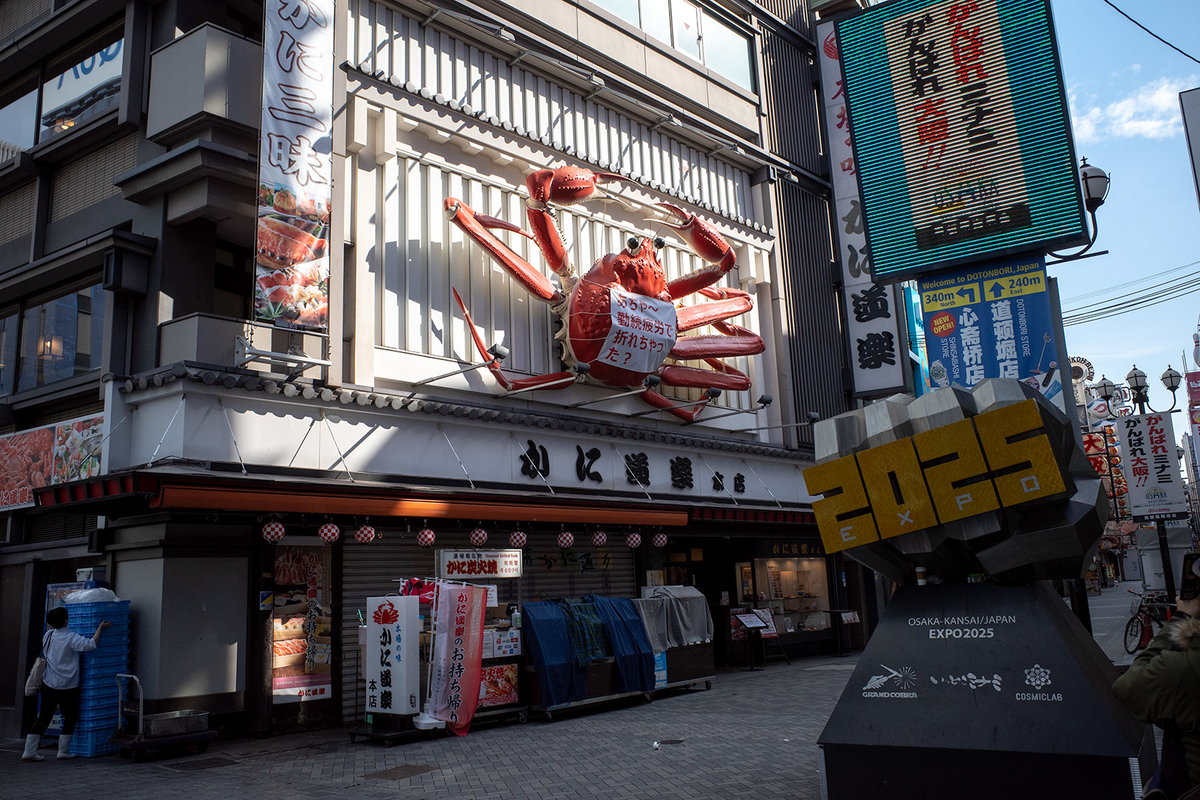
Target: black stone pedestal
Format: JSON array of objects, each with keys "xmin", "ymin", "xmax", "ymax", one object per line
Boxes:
[{"xmin": 818, "ymin": 582, "xmax": 1156, "ymax": 799}]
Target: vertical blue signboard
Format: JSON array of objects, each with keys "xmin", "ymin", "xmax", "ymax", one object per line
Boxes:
[{"xmin": 918, "ymin": 258, "xmax": 1066, "ymax": 411}]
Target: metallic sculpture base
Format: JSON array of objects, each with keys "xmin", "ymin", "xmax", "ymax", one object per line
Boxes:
[{"xmin": 819, "ymin": 582, "xmax": 1155, "ymax": 799}]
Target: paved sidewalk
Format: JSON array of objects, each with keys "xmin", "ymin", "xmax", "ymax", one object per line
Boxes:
[
  {"xmin": 1, "ymin": 654, "xmax": 859, "ymax": 800},
  {"xmin": 1087, "ymin": 580, "xmax": 1148, "ymax": 668}
]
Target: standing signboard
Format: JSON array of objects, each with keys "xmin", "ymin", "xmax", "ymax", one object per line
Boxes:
[
  {"xmin": 429, "ymin": 584, "xmax": 487, "ymax": 735},
  {"xmin": 365, "ymin": 596, "xmax": 420, "ymax": 717},
  {"xmin": 816, "ymin": 21, "xmax": 909, "ymax": 397},
  {"xmin": 1115, "ymin": 413, "xmax": 1189, "ymax": 521},
  {"xmin": 918, "ymin": 258, "xmax": 1066, "ymax": 411},
  {"xmin": 835, "ymin": 0, "xmax": 1086, "ymax": 281},
  {"xmin": 253, "ymin": 0, "xmax": 334, "ymax": 330}
]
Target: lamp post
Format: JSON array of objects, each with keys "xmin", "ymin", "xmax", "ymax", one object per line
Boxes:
[
  {"xmin": 1097, "ymin": 365, "xmax": 1184, "ymax": 608},
  {"xmin": 1048, "ymin": 158, "xmax": 1111, "ymax": 264}
]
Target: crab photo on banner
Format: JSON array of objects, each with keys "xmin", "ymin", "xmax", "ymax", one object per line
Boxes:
[
  {"xmin": 253, "ymin": 0, "xmax": 334, "ymax": 330},
  {"xmin": 445, "ymin": 167, "xmax": 765, "ymax": 421}
]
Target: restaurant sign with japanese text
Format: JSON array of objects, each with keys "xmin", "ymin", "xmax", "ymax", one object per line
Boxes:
[
  {"xmin": 835, "ymin": 0, "xmax": 1086, "ymax": 281},
  {"xmin": 253, "ymin": 0, "xmax": 334, "ymax": 330},
  {"xmin": 1115, "ymin": 413, "xmax": 1188, "ymax": 521},
  {"xmin": 438, "ymin": 549, "xmax": 523, "ymax": 580},
  {"xmin": 365, "ymin": 596, "xmax": 420, "ymax": 716},
  {"xmin": 816, "ymin": 20, "xmax": 909, "ymax": 397}
]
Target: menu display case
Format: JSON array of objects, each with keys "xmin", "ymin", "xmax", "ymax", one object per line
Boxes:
[{"xmin": 734, "ymin": 555, "xmax": 833, "ymax": 644}]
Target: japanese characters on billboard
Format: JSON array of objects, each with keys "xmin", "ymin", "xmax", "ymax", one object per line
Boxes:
[
  {"xmin": 438, "ymin": 549, "xmax": 523, "ymax": 580},
  {"xmin": 429, "ymin": 584, "xmax": 486, "ymax": 735},
  {"xmin": 365, "ymin": 597, "xmax": 420, "ymax": 716},
  {"xmin": 253, "ymin": 0, "xmax": 333, "ymax": 330},
  {"xmin": 1115, "ymin": 413, "xmax": 1188, "ymax": 521},
  {"xmin": 918, "ymin": 259, "xmax": 1066, "ymax": 412},
  {"xmin": 272, "ymin": 546, "xmax": 333, "ymax": 703},
  {"xmin": 0, "ymin": 415, "xmax": 104, "ymax": 511},
  {"xmin": 816, "ymin": 21, "xmax": 909, "ymax": 397},
  {"xmin": 835, "ymin": 0, "xmax": 1087, "ymax": 281}
]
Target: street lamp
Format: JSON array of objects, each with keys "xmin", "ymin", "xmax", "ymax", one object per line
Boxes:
[
  {"xmin": 1047, "ymin": 157, "xmax": 1110, "ymax": 263},
  {"xmin": 1124, "ymin": 364, "xmax": 1181, "ymax": 414}
]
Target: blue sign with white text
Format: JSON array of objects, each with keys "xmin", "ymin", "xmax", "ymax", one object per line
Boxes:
[{"xmin": 918, "ymin": 258, "xmax": 1066, "ymax": 411}]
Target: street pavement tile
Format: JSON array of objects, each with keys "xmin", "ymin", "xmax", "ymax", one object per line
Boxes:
[{"xmin": 1, "ymin": 600, "xmax": 1133, "ymax": 800}]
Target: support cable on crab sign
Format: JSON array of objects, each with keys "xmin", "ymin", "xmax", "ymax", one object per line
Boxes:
[{"xmin": 445, "ymin": 167, "xmax": 767, "ymax": 422}]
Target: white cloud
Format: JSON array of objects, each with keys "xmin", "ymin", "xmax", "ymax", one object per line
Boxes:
[{"xmin": 1070, "ymin": 76, "xmax": 1199, "ymax": 144}]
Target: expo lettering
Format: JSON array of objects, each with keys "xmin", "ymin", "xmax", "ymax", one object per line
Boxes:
[{"xmin": 804, "ymin": 399, "xmax": 1067, "ymax": 553}]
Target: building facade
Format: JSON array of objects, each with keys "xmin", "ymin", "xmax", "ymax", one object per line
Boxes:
[{"xmin": 0, "ymin": 0, "xmax": 871, "ymax": 737}]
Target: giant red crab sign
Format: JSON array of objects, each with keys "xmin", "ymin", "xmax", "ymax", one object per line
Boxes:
[{"xmin": 445, "ymin": 166, "xmax": 765, "ymax": 422}]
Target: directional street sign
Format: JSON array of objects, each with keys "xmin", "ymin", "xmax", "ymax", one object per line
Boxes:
[{"xmin": 917, "ymin": 259, "xmax": 1066, "ymax": 412}]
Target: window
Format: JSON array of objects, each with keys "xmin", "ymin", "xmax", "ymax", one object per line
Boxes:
[
  {"xmin": 0, "ymin": 28, "xmax": 125, "ymax": 160},
  {"xmin": 15, "ymin": 284, "xmax": 105, "ymax": 393},
  {"xmin": 40, "ymin": 38, "xmax": 124, "ymax": 142},
  {"xmin": 0, "ymin": 83, "xmax": 37, "ymax": 160},
  {"xmin": 0, "ymin": 310, "xmax": 17, "ymax": 396},
  {"xmin": 593, "ymin": 0, "xmax": 754, "ymax": 90}
]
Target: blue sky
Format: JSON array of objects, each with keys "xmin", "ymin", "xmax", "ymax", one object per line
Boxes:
[{"xmin": 1049, "ymin": 0, "xmax": 1200, "ymax": 415}]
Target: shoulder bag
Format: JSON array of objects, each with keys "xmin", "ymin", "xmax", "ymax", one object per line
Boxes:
[{"xmin": 23, "ymin": 631, "xmax": 51, "ymax": 696}]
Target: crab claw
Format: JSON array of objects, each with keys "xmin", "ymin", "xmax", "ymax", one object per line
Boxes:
[
  {"xmin": 526, "ymin": 166, "xmax": 634, "ymax": 208},
  {"xmin": 655, "ymin": 203, "xmax": 737, "ymax": 292}
]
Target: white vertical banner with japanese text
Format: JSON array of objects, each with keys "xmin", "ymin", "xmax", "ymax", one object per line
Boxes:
[
  {"xmin": 365, "ymin": 597, "xmax": 420, "ymax": 717},
  {"xmin": 817, "ymin": 21, "xmax": 908, "ymax": 397},
  {"xmin": 1115, "ymin": 412, "xmax": 1189, "ymax": 521},
  {"xmin": 254, "ymin": 0, "xmax": 334, "ymax": 330},
  {"xmin": 429, "ymin": 584, "xmax": 486, "ymax": 735}
]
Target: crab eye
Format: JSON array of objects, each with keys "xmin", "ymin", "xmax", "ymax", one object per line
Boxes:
[
  {"xmin": 626, "ymin": 237, "xmax": 639, "ymax": 253},
  {"xmin": 653, "ymin": 237, "xmax": 665, "ymax": 250}
]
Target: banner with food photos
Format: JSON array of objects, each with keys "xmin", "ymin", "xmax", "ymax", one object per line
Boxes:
[
  {"xmin": 0, "ymin": 414, "xmax": 103, "ymax": 511},
  {"xmin": 429, "ymin": 584, "xmax": 486, "ymax": 735},
  {"xmin": 272, "ymin": 546, "xmax": 333, "ymax": 703},
  {"xmin": 254, "ymin": 0, "xmax": 333, "ymax": 330}
]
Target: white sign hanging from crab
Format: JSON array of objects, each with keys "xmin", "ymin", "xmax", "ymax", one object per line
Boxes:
[{"xmin": 445, "ymin": 165, "xmax": 764, "ymax": 422}]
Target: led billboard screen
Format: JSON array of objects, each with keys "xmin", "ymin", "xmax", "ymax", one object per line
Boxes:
[{"xmin": 835, "ymin": 0, "xmax": 1087, "ymax": 281}]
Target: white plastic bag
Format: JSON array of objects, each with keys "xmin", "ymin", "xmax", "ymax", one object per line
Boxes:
[{"xmin": 63, "ymin": 588, "xmax": 120, "ymax": 603}]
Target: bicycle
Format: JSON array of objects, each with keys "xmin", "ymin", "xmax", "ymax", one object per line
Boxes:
[{"xmin": 1124, "ymin": 589, "xmax": 1168, "ymax": 654}]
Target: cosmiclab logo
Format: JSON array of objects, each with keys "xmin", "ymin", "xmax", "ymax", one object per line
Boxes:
[{"xmin": 862, "ymin": 664, "xmax": 918, "ymax": 699}]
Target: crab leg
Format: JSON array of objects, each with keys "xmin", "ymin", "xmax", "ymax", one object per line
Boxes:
[
  {"xmin": 524, "ymin": 167, "xmax": 635, "ymax": 283},
  {"xmin": 677, "ymin": 287, "xmax": 755, "ymax": 332},
  {"xmin": 638, "ymin": 388, "xmax": 714, "ymax": 423},
  {"xmin": 655, "ymin": 203, "xmax": 738, "ymax": 299},
  {"xmin": 660, "ymin": 361, "xmax": 752, "ymax": 391},
  {"xmin": 670, "ymin": 322, "xmax": 765, "ymax": 360},
  {"xmin": 445, "ymin": 198, "xmax": 561, "ymax": 303},
  {"xmin": 452, "ymin": 288, "xmax": 577, "ymax": 393}
]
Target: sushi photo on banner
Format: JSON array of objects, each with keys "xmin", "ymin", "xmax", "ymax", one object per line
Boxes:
[
  {"xmin": 253, "ymin": 0, "xmax": 334, "ymax": 330},
  {"xmin": 917, "ymin": 258, "xmax": 1067, "ymax": 412},
  {"xmin": 430, "ymin": 583, "xmax": 487, "ymax": 735}
]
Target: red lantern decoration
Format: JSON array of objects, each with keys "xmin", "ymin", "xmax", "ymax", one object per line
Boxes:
[
  {"xmin": 626, "ymin": 532, "xmax": 641, "ymax": 548},
  {"xmin": 417, "ymin": 528, "xmax": 436, "ymax": 547},
  {"xmin": 470, "ymin": 527, "xmax": 488, "ymax": 547},
  {"xmin": 318, "ymin": 522, "xmax": 340, "ymax": 544},
  {"xmin": 509, "ymin": 530, "xmax": 527, "ymax": 548},
  {"xmin": 557, "ymin": 531, "xmax": 575, "ymax": 549},
  {"xmin": 591, "ymin": 530, "xmax": 607, "ymax": 547},
  {"xmin": 652, "ymin": 533, "xmax": 668, "ymax": 548},
  {"xmin": 262, "ymin": 521, "xmax": 285, "ymax": 543},
  {"xmin": 355, "ymin": 525, "xmax": 375, "ymax": 543}
]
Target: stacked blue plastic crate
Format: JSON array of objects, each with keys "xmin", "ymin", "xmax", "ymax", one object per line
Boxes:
[{"xmin": 67, "ymin": 600, "xmax": 130, "ymax": 757}]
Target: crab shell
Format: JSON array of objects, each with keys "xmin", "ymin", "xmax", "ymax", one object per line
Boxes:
[{"xmin": 557, "ymin": 237, "xmax": 674, "ymax": 388}]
